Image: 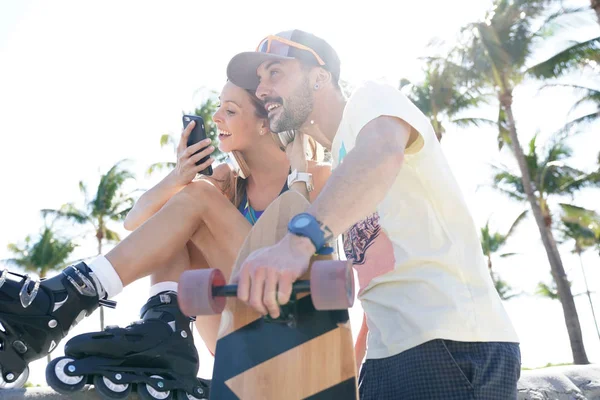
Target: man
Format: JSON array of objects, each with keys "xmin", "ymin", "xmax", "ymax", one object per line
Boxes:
[{"xmin": 226, "ymin": 30, "xmax": 521, "ymax": 399}]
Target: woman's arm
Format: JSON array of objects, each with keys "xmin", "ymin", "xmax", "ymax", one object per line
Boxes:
[
  {"xmin": 124, "ymin": 121, "xmax": 217, "ymax": 231},
  {"xmin": 286, "ymin": 131, "xmax": 331, "ymax": 201},
  {"xmin": 124, "ymin": 171, "xmax": 186, "ymax": 231},
  {"xmin": 307, "ymin": 161, "xmax": 331, "ymax": 202},
  {"xmin": 125, "ymin": 163, "xmax": 231, "ymax": 231}
]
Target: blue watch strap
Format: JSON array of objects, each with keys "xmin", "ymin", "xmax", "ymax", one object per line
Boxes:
[{"xmin": 288, "ymin": 213, "xmax": 331, "ymax": 253}]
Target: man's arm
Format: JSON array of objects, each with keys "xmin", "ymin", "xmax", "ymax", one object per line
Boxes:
[
  {"xmin": 236, "ymin": 115, "xmax": 416, "ymax": 318},
  {"xmin": 305, "ymin": 115, "xmax": 415, "ymax": 241}
]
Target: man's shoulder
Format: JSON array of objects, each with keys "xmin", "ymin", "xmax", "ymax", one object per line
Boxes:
[
  {"xmin": 347, "ymin": 80, "xmax": 400, "ymax": 101},
  {"xmin": 344, "ymin": 79, "xmax": 412, "ymax": 115}
]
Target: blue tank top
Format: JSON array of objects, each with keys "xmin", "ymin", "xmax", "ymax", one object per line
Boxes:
[{"xmin": 238, "ymin": 179, "xmax": 289, "ymax": 225}]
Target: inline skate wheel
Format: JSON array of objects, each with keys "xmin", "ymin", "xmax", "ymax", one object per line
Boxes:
[
  {"xmin": 176, "ymin": 390, "xmax": 207, "ymax": 400},
  {"xmin": 310, "ymin": 260, "xmax": 355, "ymax": 310},
  {"xmin": 138, "ymin": 375, "xmax": 172, "ymax": 400},
  {"xmin": 94, "ymin": 373, "xmax": 132, "ymax": 399},
  {"xmin": 178, "ymin": 269, "xmax": 226, "ymax": 316},
  {"xmin": 45, "ymin": 357, "xmax": 86, "ymax": 394},
  {"xmin": 0, "ymin": 366, "xmax": 29, "ymax": 389}
]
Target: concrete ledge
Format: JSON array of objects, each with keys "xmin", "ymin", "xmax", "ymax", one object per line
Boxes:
[
  {"xmin": 517, "ymin": 364, "xmax": 600, "ymax": 400},
  {"xmin": 0, "ymin": 365, "xmax": 598, "ymax": 399},
  {"xmin": 0, "ymin": 387, "xmax": 140, "ymax": 399}
]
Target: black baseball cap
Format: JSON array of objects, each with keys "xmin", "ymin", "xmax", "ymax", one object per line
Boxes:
[{"xmin": 227, "ymin": 29, "xmax": 341, "ymax": 90}]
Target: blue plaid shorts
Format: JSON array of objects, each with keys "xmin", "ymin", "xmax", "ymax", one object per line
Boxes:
[{"xmin": 358, "ymin": 339, "xmax": 521, "ymax": 400}]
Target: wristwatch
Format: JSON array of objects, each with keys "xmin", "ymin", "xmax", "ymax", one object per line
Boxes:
[
  {"xmin": 288, "ymin": 169, "xmax": 314, "ymax": 192},
  {"xmin": 288, "ymin": 213, "xmax": 333, "ymax": 255}
]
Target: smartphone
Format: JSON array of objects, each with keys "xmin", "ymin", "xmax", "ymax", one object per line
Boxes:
[{"xmin": 182, "ymin": 114, "xmax": 213, "ymax": 176}]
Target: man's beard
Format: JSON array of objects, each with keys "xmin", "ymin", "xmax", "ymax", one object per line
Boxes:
[{"xmin": 269, "ymin": 78, "xmax": 313, "ymax": 133}]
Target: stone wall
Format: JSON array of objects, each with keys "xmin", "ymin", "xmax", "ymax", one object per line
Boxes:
[{"xmin": 0, "ymin": 364, "xmax": 598, "ymax": 399}]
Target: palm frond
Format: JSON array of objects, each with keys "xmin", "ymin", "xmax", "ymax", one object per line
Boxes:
[
  {"xmin": 559, "ymin": 203, "xmax": 600, "ymax": 236},
  {"xmin": 505, "ymin": 209, "xmax": 529, "ymax": 238},
  {"xmin": 491, "ymin": 271, "xmax": 520, "ymax": 300},
  {"xmin": 537, "ymin": 83, "xmax": 600, "ymax": 130},
  {"xmin": 450, "ymin": 117, "xmax": 496, "ymax": 129},
  {"xmin": 79, "ymin": 181, "xmax": 89, "ymax": 204},
  {"xmin": 530, "ymin": 6, "xmax": 594, "ymax": 42},
  {"xmin": 93, "ymin": 160, "xmax": 135, "ymax": 216},
  {"xmin": 41, "ymin": 205, "xmax": 90, "ymax": 225},
  {"xmin": 146, "ymin": 162, "xmax": 176, "ymax": 176},
  {"xmin": 160, "ymin": 133, "xmax": 177, "ymax": 149},
  {"xmin": 499, "ymin": 252, "xmax": 519, "ymax": 257},
  {"xmin": 536, "ymin": 281, "xmax": 560, "ymax": 300},
  {"xmin": 496, "ymin": 186, "xmax": 528, "ymax": 201},
  {"xmin": 108, "ymin": 197, "xmax": 134, "ymax": 222},
  {"xmin": 571, "ymin": 88, "xmax": 600, "ymax": 110},
  {"xmin": 492, "ymin": 165, "xmax": 528, "ymax": 199},
  {"xmin": 563, "ymin": 111, "xmax": 600, "ymax": 130},
  {"xmin": 5, "ymin": 226, "xmax": 77, "ymax": 276},
  {"xmin": 528, "ymin": 36, "xmax": 600, "ymax": 78},
  {"xmin": 104, "ymin": 229, "xmax": 121, "ymax": 243}
]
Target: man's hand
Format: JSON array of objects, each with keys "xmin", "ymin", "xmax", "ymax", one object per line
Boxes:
[{"xmin": 235, "ymin": 233, "xmax": 316, "ymax": 318}]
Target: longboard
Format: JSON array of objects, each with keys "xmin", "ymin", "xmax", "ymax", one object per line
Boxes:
[{"xmin": 181, "ymin": 190, "xmax": 358, "ymax": 399}]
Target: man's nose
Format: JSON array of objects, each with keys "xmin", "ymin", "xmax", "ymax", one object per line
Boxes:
[{"xmin": 256, "ymin": 81, "xmax": 270, "ymax": 101}]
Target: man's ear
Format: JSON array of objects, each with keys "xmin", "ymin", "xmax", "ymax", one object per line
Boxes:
[{"xmin": 311, "ymin": 67, "xmax": 332, "ymax": 90}]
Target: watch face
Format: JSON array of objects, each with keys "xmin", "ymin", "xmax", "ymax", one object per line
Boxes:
[{"xmin": 295, "ymin": 216, "xmax": 311, "ymax": 228}]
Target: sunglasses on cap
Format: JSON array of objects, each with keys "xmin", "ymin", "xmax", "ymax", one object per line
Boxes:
[{"xmin": 256, "ymin": 35, "xmax": 326, "ymax": 66}]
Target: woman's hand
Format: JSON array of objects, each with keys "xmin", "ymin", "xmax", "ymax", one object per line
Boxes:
[
  {"xmin": 173, "ymin": 120, "xmax": 215, "ymax": 186},
  {"xmin": 285, "ymin": 130, "xmax": 309, "ymax": 172}
]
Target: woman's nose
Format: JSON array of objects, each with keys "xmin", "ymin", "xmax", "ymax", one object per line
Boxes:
[{"xmin": 212, "ymin": 109, "xmax": 223, "ymax": 124}]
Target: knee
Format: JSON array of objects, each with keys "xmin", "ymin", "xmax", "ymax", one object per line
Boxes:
[{"xmin": 172, "ymin": 180, "xmax": 224, "ymax": 216}]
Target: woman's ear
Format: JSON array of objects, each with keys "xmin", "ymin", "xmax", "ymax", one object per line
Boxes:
[{"xmin": 259, "ymin": 119, "xmax": 270, "ymax": 136}]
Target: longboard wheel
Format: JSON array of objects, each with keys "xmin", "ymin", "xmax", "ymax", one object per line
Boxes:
[
  {"xmin": 309, "ymin": 260, "xmax": 355, "ymax": 310},
  {"xmin": 178, "ymin": 269, "xmax": 226, "ymax": 316}
]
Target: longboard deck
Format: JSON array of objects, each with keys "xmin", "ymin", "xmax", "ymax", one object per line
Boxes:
[{"xmin": 211, "ymin": 190, "xmax": 358, "ymax": 400}]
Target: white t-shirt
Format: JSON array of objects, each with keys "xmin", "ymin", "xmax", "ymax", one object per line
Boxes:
[{"xmin": 331, "ymin": 80, "xmax": 519, "ymax": 360}]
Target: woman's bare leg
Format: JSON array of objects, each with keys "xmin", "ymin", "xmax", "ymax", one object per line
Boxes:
[
  {"xmin": 150, "ymin": 243, "xmax": 193, "ymax": 286},
  {"xmin": 105, "ymin": 179, "xmax": 245, "ymax": 287},
  {"xmin": 186, "ymin": 195, "xmax": 251, "ymax": 354},
  {"xmin": 187, "ymin": 241, "xmax": 226, "ymax": 356},
  {"xmin": 124, "ymin": 179, "xmax": 251, "ymax": 353}
]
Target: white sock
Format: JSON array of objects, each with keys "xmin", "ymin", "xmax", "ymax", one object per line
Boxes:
[
  {"xmin": 88, "ymin": 256, "xmax": 124, "ymax": 299},
  {"xmin": 149, "ymin": 281, "xmax": 178, "ymax": 297}
]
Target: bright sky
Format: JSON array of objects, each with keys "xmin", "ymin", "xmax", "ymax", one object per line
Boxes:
[{"xmin": 1, "ymin": 0, "xmax": 599, "ymax": 387}]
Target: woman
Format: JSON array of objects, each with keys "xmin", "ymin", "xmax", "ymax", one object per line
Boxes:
[
  {"xmin": 120, "ymin": 80, "xmax": 330, "ymax": 352},
  {"xmin": 0, "ymin": 80, "xmax": 329, "ymax": 391}
]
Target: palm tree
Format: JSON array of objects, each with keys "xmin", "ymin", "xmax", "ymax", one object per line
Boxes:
[
  {"xmin": 42, "ymin": 160, "xmax": 135, "ymax": 330},
  {"xmin": 457, "ymin": 0, "xmax": 591, "ymax": 363},
  {"xmin": 480, "ymin": 210, "xmax": 527, "ymax": 300},
  {"xmin": 559, "ymin": 218, "xmax": 600, "ymax": 343},
  {"xmin": 5, "ymin": 217, "xmax": 77, "ymax": 362},
  {"xmin": 5, "ymin": 225, "xmax": 76, "ymax": 279},
  {"xmin": 148, "ymin": 95, "xmax": 223, "ymax": 175},
  {"xmin": 493, "ymin": 134, "xmax": 594, "ymax": 224},
  {"xmin": 400, "ymin": 59, "xmax": 493, "ymax": 141},
  {"xmin": 537, "ymin": 203, "xmax": 600, "ymax": 343}
]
